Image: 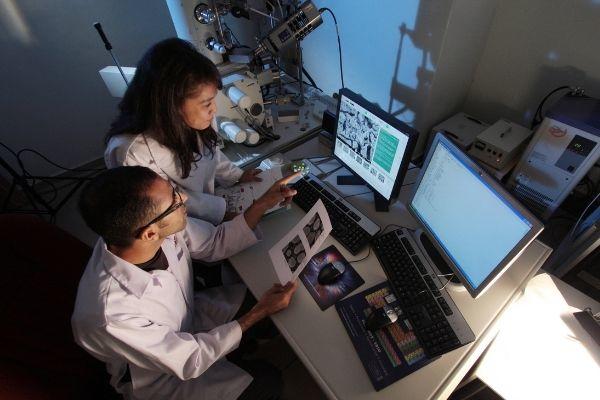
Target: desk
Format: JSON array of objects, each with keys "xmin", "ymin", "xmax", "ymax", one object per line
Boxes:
[
  {"xmin": 221, "ymin": 92, "xmax": 335, "ymax": 168},
  {"xmin": 229, "ymin": 159, "xmax": 552, "ymax": 400},
  {"xmin": 472, "ymin": 273, "xmax": 600, "ymax": 400}
]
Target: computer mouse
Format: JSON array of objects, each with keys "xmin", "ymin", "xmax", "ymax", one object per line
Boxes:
[
  {"xmin": 365, "ymin": 305, "xmax": 398, "ymax": 332},
  {"xmin": 317, "ymin": 261, "xmax": 346, "ymax": 285}
]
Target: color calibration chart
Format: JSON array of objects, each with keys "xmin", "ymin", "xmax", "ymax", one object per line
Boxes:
[
  {"xmin": 364, "ymin": 287, "xmax": 425, "ymax": 368},
  {"xmin": 336, "ymin": 282, "xmax": 431, "ymax": 391}
]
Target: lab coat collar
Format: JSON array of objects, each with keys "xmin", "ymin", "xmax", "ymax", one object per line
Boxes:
[{"xmin": 100, "ymin": 239, "xmax": 159, "ymax": 299}]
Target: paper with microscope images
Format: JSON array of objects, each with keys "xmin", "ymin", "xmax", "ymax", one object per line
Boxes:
[
  {"xmin": 269, "ymin": 199, "xmax": 332, "ymax": 284},
  {"xmin": 215, "ymin": 168, "xmax": 285, "ymax": 215}
]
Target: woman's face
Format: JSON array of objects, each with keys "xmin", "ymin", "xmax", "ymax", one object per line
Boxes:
[{"xmin": 180, "ymin": 83, "xmax": 218, "ymax": 130}]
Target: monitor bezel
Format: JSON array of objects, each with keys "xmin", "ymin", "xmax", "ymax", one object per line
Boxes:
[
  {"xmin": 333, "ymin": 88, "xmax": 418, "ymax": 201},
  {"xmin": 408, "ymin": 132, "xmax": 544, "ymax": 298}
]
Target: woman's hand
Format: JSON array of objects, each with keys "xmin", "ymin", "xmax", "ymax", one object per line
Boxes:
[{"xmin": 239, "ymin": 168, "xmax": 263, "ymax": 183}]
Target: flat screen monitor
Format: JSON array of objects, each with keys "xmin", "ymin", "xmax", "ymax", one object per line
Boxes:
[
  {"xmin": 333, "ymin": 88, "xmax": 418, "ymax": 201},
  {"xmin": 409, "ymin": 132, "xmax": 544, "ymax": 297}
]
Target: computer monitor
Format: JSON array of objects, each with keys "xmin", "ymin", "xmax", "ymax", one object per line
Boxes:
[
  {"xmin": 409, "ymin": 132, "xmax": 544, "ymax": 298},
  {"xmin": 333, "ymin": 88, "xmax": 418, "ymax": 209}
]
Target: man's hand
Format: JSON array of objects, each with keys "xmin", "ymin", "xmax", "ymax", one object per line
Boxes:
[
  {"xmin": 243, "ymin": 172, "xmax": 301, "ymax": 229},
  {"xmin": 237, "ymin": 281, "xmax": 299, "ymax": 332},
  {"xmin": 255, "ymin": 171, "xmax": 300, "ymax": 209},
  {"xmin": 255, "ymin": 280, "xmax": 298, "ymax": 316},
  {"xmin": 239, "ymin": 168, "xmax": 263, "ymax": 183}
]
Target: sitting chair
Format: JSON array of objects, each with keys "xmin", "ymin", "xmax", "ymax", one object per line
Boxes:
[{"xmin": 0, "ymin": 214, "xmax": 119, "ymax": 399}]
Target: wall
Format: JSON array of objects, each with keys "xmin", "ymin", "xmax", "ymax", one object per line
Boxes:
[
  {"xmin": 299, "ymin": 0, "xmax": 498, "ymax": 155},
  {"xmin": 464, "ymin": 0, "xmax": 600, "ymax": 127},
  {"xmin": 0, "ymin": 0, "xmax": 176, "ymax": 178},
  {"xmin": 419, "ymin": 0, "xmax": 498, "ymax": 151},
  {"xmin": 10, "ymin": 0, "xmax": 596, "ymax": 178}
]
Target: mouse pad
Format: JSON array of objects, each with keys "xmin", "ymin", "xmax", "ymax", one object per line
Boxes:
[
  {"xmin": 300, "ymin": 245, "xmax": 365, "ymax": 310},
  {"xmin": 335, "ymin": 282, "xmax": 432, "ymax": 391}
]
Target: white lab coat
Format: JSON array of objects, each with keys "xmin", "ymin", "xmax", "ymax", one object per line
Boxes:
[
  {"xmin": 72, "ymin": 214, "xmax": 260, "ymax": 400},
  {"xmin": 105, "ymin": 128, "xmax": 243, "ymax": 225}
]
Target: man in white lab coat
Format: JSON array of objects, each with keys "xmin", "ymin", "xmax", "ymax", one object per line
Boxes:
[{"xmin": 72, "ymin": 166, "xmax": 299, "ymax": 400}]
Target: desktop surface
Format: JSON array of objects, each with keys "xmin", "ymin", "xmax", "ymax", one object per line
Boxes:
[
  {"xmin": 228, "ymin": 159, "xmax": 552, "ymax": 399},
  {"xmin": 222, "ymin": 95, "xmax": 325, "ymax": 168}
]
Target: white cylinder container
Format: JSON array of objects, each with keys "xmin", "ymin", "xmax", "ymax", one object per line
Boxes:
[
  {"xmin": 219, "ymin": 120, "xmax": 246, "ymax": 143},
  {"xmin": 244, "ymin": 128, "xmax": 260, "ymax": 145},
  {"xmin": 227, "ymin": 86, "xmax": 252, "ymax": 111}
]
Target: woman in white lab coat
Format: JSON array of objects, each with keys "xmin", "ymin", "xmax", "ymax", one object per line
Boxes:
[{"xmin": 105, "ymin": 38, "xmax": 261, "ymax": 225}]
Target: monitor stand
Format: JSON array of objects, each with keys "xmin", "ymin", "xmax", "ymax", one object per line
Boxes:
[
  {"xmin": 337, "ymin": 174, "xmax": 390, "ymax": 212},
  {"xmin": 417, "ymin": 230, "xmax": 465, "ymax": 291}
]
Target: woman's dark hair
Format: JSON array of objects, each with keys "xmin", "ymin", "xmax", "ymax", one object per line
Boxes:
[
  {"xmin": 79, "ymin": 166, "xmax": 159, "ymax": 246},
  {"xmin": 106, "ymin": 38, "xmax": 222, "ymax": 178}
]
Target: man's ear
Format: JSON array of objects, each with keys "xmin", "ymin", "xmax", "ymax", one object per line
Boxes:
[{"xmin": 138, "ymin": 225, "xmax": 161, "ymax": 242}]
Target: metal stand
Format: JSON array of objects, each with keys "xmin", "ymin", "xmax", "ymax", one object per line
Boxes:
[
  {"xmin": 292, "ymin": 42, "xmax": 305, "ymax": 106},
  {"xmin": 1, "ymin": 155, "xmax": 95, "ymax": 223}
]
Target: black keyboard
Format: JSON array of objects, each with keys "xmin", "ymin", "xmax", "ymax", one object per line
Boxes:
[
  {"xmin": 293, "ymin": 177, "xmax": 372, "ymax": 255},
  {"xmin": 372, "ymin": 229, "xmax": 473, "ymax": 358}
]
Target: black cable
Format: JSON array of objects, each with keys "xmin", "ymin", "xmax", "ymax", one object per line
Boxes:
[
  {"xmin": 342, "ymin": 189, "xmax": 372, "ymax": 199},
  {"xmin": 33, "ymin": 178, "xmax": 59, "ymax": 203},
  {"xmin": 258, "ymin": 40, "xmax": 323, "ymax": 92},
  {"xmin": 275, "ymin": 59, "xmax": 323, "ymax": 91},
  {"xmin": 378, "ymin": 224, "xmax": 406, "ymax": 235},
  {"xmin": 319, "ymin": 7, "xmax": 345, "ymax": 89},
  {"xmin": 346, "ymin": 224, "xmax": 409, "ymax": 264},
  {"xmin": 341, "ymin": 178, "xmax": 415, "ymax": 200},
  {"xmin": 530, "ymin": 86, "xmax": 571, "ymax": 129},
  {"xmin": 1, "ymin": 140, "xmax": 104, "ymax": 211},
  {"xmin": 347, "ymin": 246, "xmax": 371, "ymax": 263},
  {"xmin": 16, "ymin": 148, "xmax": 104, "ymax": 172},
  {"xmin": 242, "ymin": 138, "xmax": 269, "ymax": 147},
  {"xmin": 1, "ymin": 141, "xmax": 27, "ymax": 175},
  {"xmin": 569, "ymin": 191, "xmax": 600, "ymax": 239},
  {"xmin": 301, "ymin": 66, "xmax": 321, "ymax": 91},
  {"xmin": 36, "ymin": 169, "xmax": 103, "ymax": 196},
  {"xmin": 0, "ymin": 141, "xmax": 18, "ymax": 158},
  {"xmin": 222, "ymin": 22, "xmax": 242, "ymax": 46}
]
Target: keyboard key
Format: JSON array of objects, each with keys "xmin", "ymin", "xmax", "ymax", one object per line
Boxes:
[
  {"xmin": 347, "ymin": 211, "xmax": 361, "ymax": 221},
  {"xmin": 334, "ymin": 200, "xmax": 349, "ymax": 212},
  {"xmin": 321, "ymin": 189, "xmax": 336, "ymax": 201},
  {"xmin": 412, "ymin": 255, "xmax": 427, "ymax": 274},
  {"xmin": 309, "ymin": 180, "xmax": 322, "ymax": 190},
  {"xmin": 437, "ymin": 297, "xmax": 454, "ymax": 316},
  {"xmin": 401, "ymin": 237, "xmax": 415, "ymax": 255}
]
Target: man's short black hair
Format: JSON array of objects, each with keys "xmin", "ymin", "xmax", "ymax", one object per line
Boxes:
[{"xmin": 79, "ymin": 166, "xmax": 160, "ymax": 246}]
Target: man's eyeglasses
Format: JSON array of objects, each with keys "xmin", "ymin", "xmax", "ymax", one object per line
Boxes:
[{"xmin": 136, "ymin": 185, "xmax": 184, "ymax": 235}]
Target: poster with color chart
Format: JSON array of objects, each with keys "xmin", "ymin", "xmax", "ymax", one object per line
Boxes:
[
  {"xmin": 300, "ymin": 245, "xmax": 365, "ymax": 310},
  {"xmin": 268, "ymin": 200, "xmax": 332, "ymax": 284},
  {"xmin": 335, "ymin": 282, "xmax": 431, "ymax": 391}
]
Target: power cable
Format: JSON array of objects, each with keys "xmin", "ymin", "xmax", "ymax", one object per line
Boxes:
[{"xmin": 319, "ymin": 7, "xmax": 345, "ymax": 89}]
